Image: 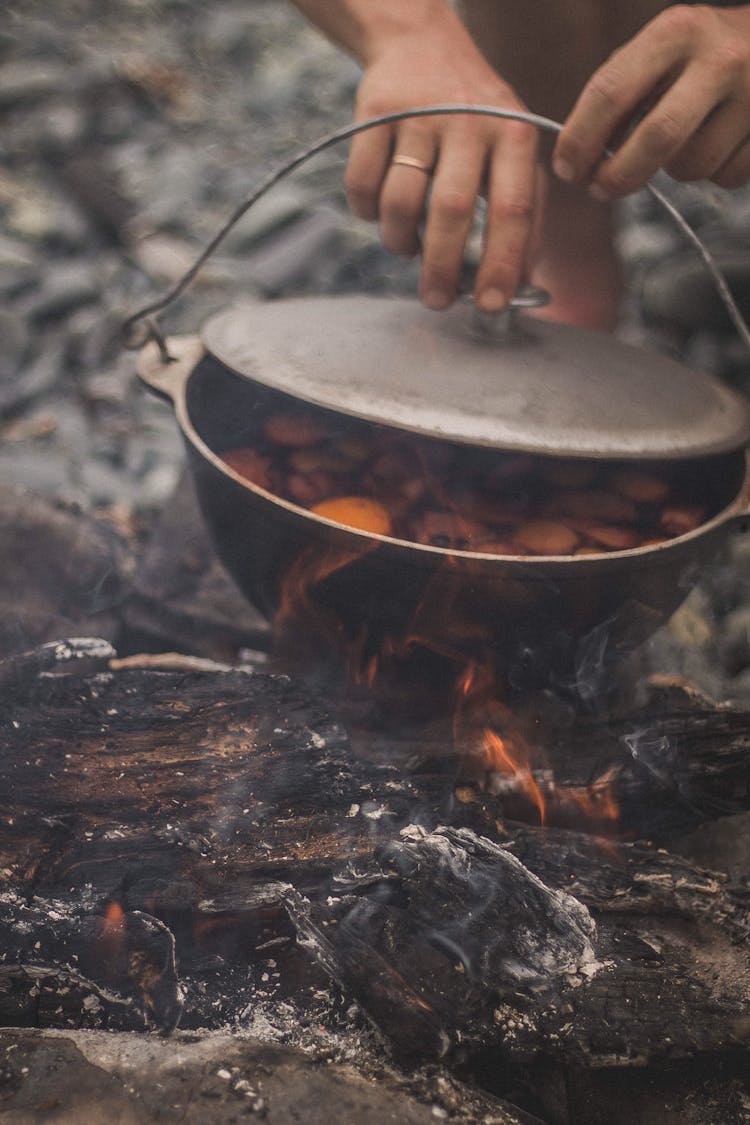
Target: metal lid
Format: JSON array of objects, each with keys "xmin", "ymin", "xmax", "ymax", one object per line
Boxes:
[{"xmin": 202, "ymin": 295, "xmax": 750, "ymax": 460}]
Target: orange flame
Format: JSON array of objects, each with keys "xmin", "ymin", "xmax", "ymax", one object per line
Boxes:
[
  {"xmin": 558, "ymin": 765, "xmax": 620, "ymax": 825},
  {"xmin": 479, "ymin": 726, "xmax": 547, "ymax": 825},
  {"xmin": 97, "ymin": 900, "xmax": 127, "ymax": 976},
  {"xmin": 101, "ymin": 900, "xmax": 126, "ymax": 937},
  {"xmin": 275, "ymin": 535, "xmax": 620, "ymax": 835}
]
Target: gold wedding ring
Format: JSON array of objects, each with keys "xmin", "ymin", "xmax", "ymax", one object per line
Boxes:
[{"xmin": 391, "ymin": 154, "xmax": 434, "ymax": 173}]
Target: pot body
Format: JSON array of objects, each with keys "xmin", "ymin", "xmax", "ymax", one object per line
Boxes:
[{"xmin": 141, "ymin": 338, "xmax": 750, "ymax": 684}]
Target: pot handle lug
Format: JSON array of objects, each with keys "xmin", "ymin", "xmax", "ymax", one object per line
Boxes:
[{"xmin": 137, "ymin": 335, "xmax": 204, "ymax": 403}]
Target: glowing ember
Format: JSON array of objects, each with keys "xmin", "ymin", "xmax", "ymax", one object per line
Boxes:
[
  {"xmin": 100, "ymin": 900, "xmax": 126, "ymax": 937},
  {"xmin": 478, "ymin": 727, "xmax": 547, "ymax": 825},
  {"xmin": 97, "ymin": 899, "xmax": 127, "ymax": 975},
  {"xmin": 273, "ymin": 538, "xmax": 622, "ymax": 834}
]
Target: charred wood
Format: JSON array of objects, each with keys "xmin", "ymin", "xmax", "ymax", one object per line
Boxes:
[
  {"xmin": 0, "ymin": 891, "xmax": 181, "ymax": 1030},
  {"xmin": 314, "ymin": 827, "xmax": 750, "ymax": 1072},
  {"xmin": 0, "ymin": 643, "xmax": 748, "ymax": 1122}
]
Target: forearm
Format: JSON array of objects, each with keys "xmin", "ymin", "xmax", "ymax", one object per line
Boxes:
[{"xmin": 290, "ymin": 0, "xmax": 465, "ymax": 65}]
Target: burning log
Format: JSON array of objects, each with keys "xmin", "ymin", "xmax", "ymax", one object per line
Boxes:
[
  {"xmin": 0, "ymin": 892, "xmax": 181, "ymax": 1031},
  {"xmin": 1, "ymin": 640, "xmax": 749, "ymax": 1121},
  {"xmin": 296, "ymin": 826, "xmax": 598, "ymax": 1065},
  {"xmin": 303, "ymin": 825, "xmax": 749, "ymax": 1075},
  {"xmin": 507, "ymin": 676, "xmax": 750, "ymax": 840}
]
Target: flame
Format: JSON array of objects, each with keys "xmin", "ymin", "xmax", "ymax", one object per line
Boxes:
[
  {"xmin": 275, "ymin": 542, "xmax": 372, "ymax": 635},
  {"xmin": 97, "ymin": 900, "xmax": 127, "ymax": 976},
  {"xmin": 272, "ymin": 541, "xmax": 378, "ymax": 685},
  {"xmin": 452, "ymin": 661, "xmax": 548, "ymax": 824},
  {"xmin": 100, "ymin": 900, "xmax": 126, "ymax": 937},
  {"xmin": 275, "ymin": 531, "xmax": 621, "ymax": 835},
  {"xmin": 558, "ymin": 765, "xmax": 620, "ymax": 825},
  {"xmin": 479, "ymin": 727, "xmax": 547, "ymax": 825}
]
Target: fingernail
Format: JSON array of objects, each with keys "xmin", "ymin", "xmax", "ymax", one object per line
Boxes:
[
  {"xmin": 589, "ymin": 183, "xmax": 611, "ymax": 203},
  {"xmin": 422, "ymin": 289, "xmax": 451, "ymax": 311},
  {"xmin": 552, "ymin": 155, "xmax": 575, "ymax": 183},
  {"xmin": 478, "ymin": 288, "xmax": 506, "ymax": 313}
]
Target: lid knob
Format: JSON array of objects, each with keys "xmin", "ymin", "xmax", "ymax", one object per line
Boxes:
[{"xmin": 470, "ymin": 284, "xmax": 551, "ymax": 343}]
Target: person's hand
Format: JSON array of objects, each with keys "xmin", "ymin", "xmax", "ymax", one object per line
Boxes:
[
  {"xmin": 346, "ymin": 16, "xmax": 540, "ymax": 313},
  {"xmin": 553, "ymin": 4, "xmax": 750, "ymax": 198}
]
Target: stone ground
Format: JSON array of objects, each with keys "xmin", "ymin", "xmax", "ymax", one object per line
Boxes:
[{"xmin": 2, "ymin": 0, "xmax": 750, "ymax": 697}]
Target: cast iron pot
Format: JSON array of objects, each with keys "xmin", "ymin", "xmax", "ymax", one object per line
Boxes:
[
  {"xmin": 131, "ymin": 106, "xmax": 750, "ymax": 684},
  {"xmin": 137, "ymin": 329, "xmax": 750, "ymax": 684}
]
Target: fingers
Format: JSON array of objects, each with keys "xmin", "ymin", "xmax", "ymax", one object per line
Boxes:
[
  {"xmin": 585, "ymin": 66, "xmax": 737, "ymax": 198},
  {"xmin": 552, "ymin": 4, "xmax": 750, "ymax": 198},
  {"xmin": 553, "ymin": 15, "xmax": 689, "ymax": 189},
  {"xmin": 416, "ymin": 129, "xmax": 486, "ymax": 309},
  {"xmin": 714, "ymin": 137, "xmax": 750, "ymax": 189},
  {"xmin": 377, "ymin": 127, "xmax": 437, "ymax": 259},
  {"xmin": 347, "ymin": 114, "xmax": 539, "ymax": 312},
  {"xmin": 474, "ymin": 119, "xmax": 539, "ymax": 311},
  {"xmin": 346, "ymin": 123, "xmax": 393, "ymax": 221},
  {"xmin": 666, "ymin": 101, "xmax": 750, "ymax": 182}
]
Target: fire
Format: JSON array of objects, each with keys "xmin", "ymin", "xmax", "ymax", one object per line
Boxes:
[
  {"xmin": 451, "ymin": 660, "xmax": 548, "ymax": 824},
  {"xmin": 273, "ymin": 541, "xmax": 376, "ymax": 678},
  {"xmin": 97, "ymin": 900, "xmax": 127, "ymax": 976},
  {"xmin": 275, "ymin": 538, "xmax": 620, "ymax": 835},
  {"xmin": 101, "ymin": 899, "xmax": 126, "ymax": 937},
  {"xmin": 559, "ymin": 766, "xmax": 620, "ymax": 825},
  {"xmin": 479, "ymin": 726, "xmax": 547, "ymax": 825}
]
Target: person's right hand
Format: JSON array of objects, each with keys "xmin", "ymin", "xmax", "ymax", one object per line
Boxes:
[{"xmin": 344, "ymin": 13, "xmax": 541, "ymax": 314}]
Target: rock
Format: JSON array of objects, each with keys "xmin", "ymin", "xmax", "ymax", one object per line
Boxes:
[
  {"xmin": 642, "ymin": 244, "xmax": 750, "ymax": 335},
  {"xmin": 0, "ymin": 483, "xmax": 128, "ymax": 657},
  {"xmin": 0, "ymin": 344, "xmax": 61, "ymax": 417},
  {"xmin": 4, "ymin": 182, "xmax": 92, "ymax": 248},
  {"xmin": 221, "ymin": 184, "xmax": 309, "ymax": 253},
  {"xmin": 241, "ymin": 205, "xmax": 343, "ymax": 294},
  {"xmin": 0, "ymin": 310, "xmax": 30, "ymax": 387},
  {"xmin": 0, "ymin": 1030, "xmax": 515, "ymax": 1125},
  {"xmin": 131, "ymin": 231, "xmax": 234, "ymax": 286},
  {"xmin": 54, "ymin": 149, "xmax": 137, "ymax": 244},
  {"xmin": 0, "ymin": 234, "xmax": 39, "ymax": 297},
  {"xmin": 0, "ymin": 60, "xmax": 72, "ymax": 108},
  {"xmin": 24, "ymin": 259, "xmax": 102, "ymax": 322}
]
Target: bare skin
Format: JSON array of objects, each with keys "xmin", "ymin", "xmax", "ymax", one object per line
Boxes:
[
  {"xmin": 291, "ymin": 1, "xmax": 750, "ymax": 330},
  {"xmin": 556, "ymin": 4, "xmax": 750, "ymax": 195}
]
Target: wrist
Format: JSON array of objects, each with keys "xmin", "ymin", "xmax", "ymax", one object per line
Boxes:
[
  {"xmin": 293, "ymin": 1, "xmax": 463, "ymax": 66},
  {"xmin": 354, "ymin": 2, "xmax": 464, "ymax": 64}
]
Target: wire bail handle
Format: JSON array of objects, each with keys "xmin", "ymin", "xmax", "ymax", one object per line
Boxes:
[{"xmin": 121, "ymin": 104, "xmax": 750, "ymax": 360}]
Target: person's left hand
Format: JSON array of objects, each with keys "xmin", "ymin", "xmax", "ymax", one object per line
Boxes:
[{"xmin": 552, "ymin": 3, "xmax": 750, "ymax": 197}]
